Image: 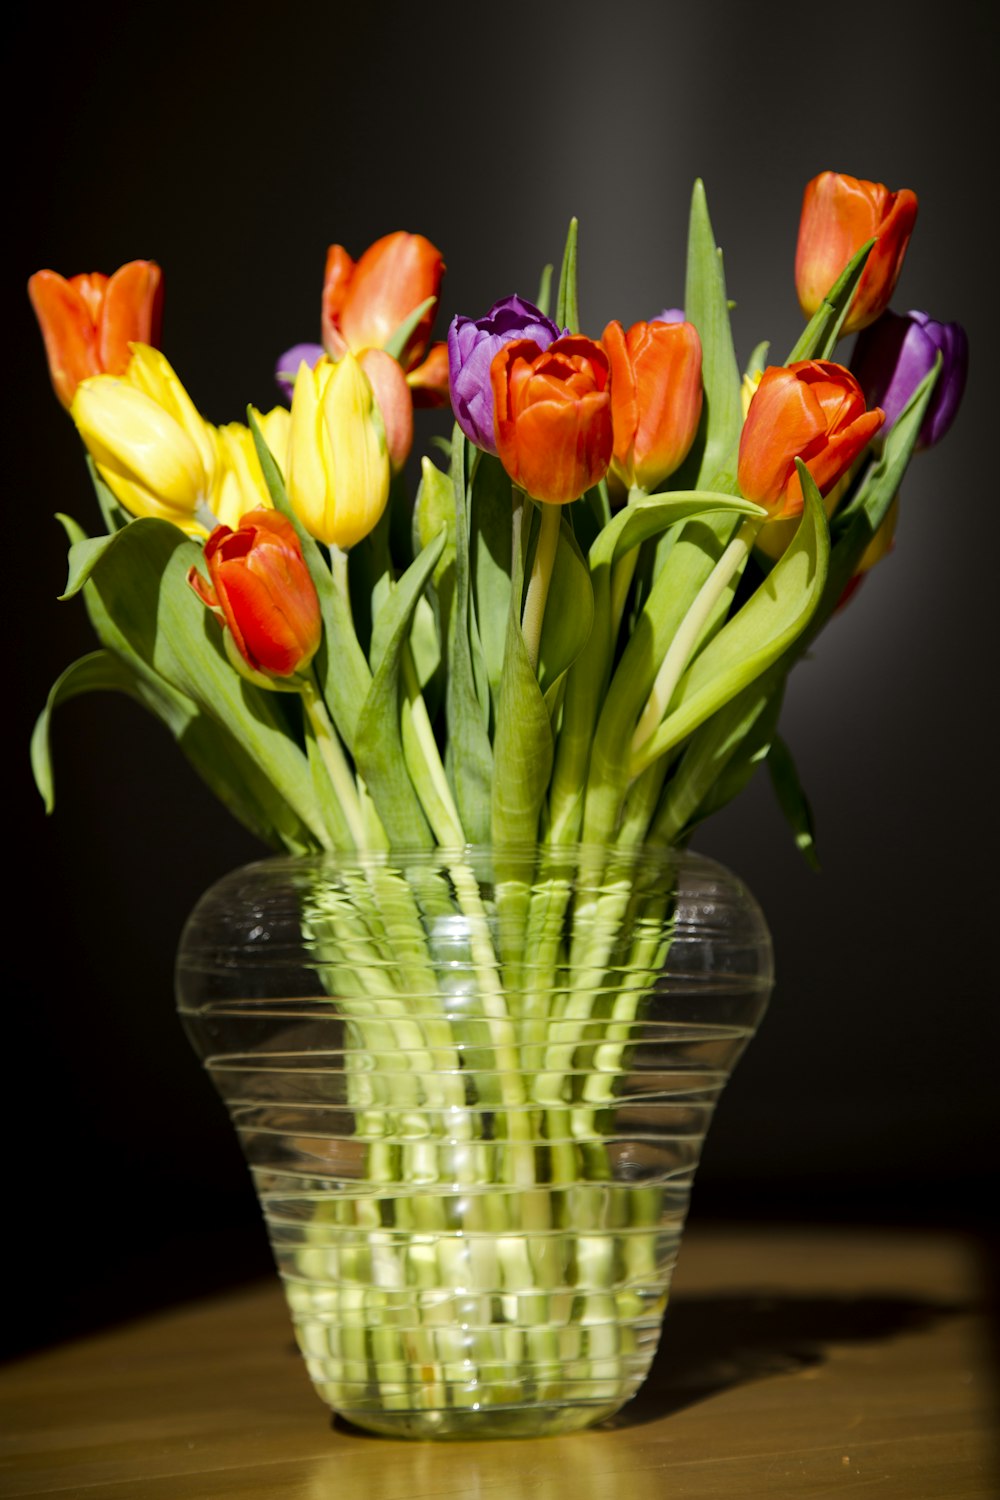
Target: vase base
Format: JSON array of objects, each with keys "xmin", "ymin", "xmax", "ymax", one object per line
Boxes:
[{"xmin": 334, "ymin": 1398, "xmax": 628, "ymax": 1441}]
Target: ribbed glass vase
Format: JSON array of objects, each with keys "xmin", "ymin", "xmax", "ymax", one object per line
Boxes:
[{"xmin": 176, "ymin": 843, "xmax": 772, "ymax": 1439}]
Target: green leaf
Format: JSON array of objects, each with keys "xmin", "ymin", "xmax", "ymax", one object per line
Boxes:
[
  {"xmin": 547, "ymin": 492, "xmax": 764, "ymax": 844},
  {"xmin": 470, "ymin": 453, "xmax": 513, "ymax": 711},
  {"xmin": 382, "ymin": 296, "xmax": 436, "ymax": 363},
  {"xmin": 671, "ymin": 179, "xmax": 742, "ymax": 493},
  {"xmin": 248, "ymin": 409, "xmax": 372, "ymax": 752},
  {"xmin": 445, "ymin": 427, "xmax": 494, "ymax": 842},
  {"xmin": 652, "ymin": 670, "xmax": 784, "ymax": 844},
  {"xmin": 491, "ymin": 497, "xmax": 553, "ymax": 847},
  {"xmin": 538, "ymin": 517, "xmax": 593, "ymax": 707},
  {"xmin": 555, "ymin": 217, "xmax": 579, "ymax": 333},
  {"xmin": 785, "ymin": 240, "xmax": 873, "ymax": 363},
  {"xmin": 32, "ymin": 651, "xmax": 141, "ymax": 811},
  {"xmin": 50, "ymin": 510, "xmax": 316, "ymax": 852},
  {"xmin": 768, "ymin": 733, "xmax": 820, "ymax": 870},
  {"xmin": 633, "ymin": 469, "xmax": 830, "ymax": 775},
  {"xmin": 535, "ymin": 262, "xmax": 553, "ymax": 318},
  {"xmin": 60, "ymin": 528, "xmax": 120, "ymax": 598},
  {"xmin": 353, "ymin": 531, "xmax": 446, "ymax": 848},
  {"xmin": 32, "ymin": 641, "xmax": 318, "ymax": 851},
  {"xmin": 72, "ymin": 514, "xmax": 330, "ymax": 846}
]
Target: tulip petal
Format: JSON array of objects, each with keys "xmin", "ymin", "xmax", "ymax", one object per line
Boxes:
[
  {"xmin": 28, "ymin": 270, "xmax": 101, "ymax": 407},
  {"xmin": 99, "ymin": 261, "xmax": 163, "ymax": 374}
]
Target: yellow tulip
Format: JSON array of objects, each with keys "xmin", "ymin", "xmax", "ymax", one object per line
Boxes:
[
  {"xmin": 71, "ymin": 373, "xmax": 212, "ymax": 532},
  {"xmin": 287, "ymin": 353, "xmax": 390, "ymax": 548},
  {"xmin": 126, "ymin": 344, "xmax": 217, "ymax": 482},
  {"xmin": 211, "ymin": 407, "xmax": 290, "ymax": 530}
]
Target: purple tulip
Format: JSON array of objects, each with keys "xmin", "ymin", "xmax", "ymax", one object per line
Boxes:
[
  {"xmin": 652, "ymin": 307, "xmax": 685, "ymax": 324},
  {"xmin": 447, "ymin": 295, "xmax": 562, "ymax": 452},
  {"xmin": 274, "ymin": 342, "xmax": 324, "ymax": 403},
  {"xmin": 852, "ymin": 310, "xmax": 969, "ymax": 450}
]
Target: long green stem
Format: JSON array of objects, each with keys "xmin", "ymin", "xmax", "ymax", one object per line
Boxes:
[
  {"xmin": 630, "ymin": 517, "xmax": 760, "ymax": 759},
  {"xmin": 300, "ymin": 676, "xmax": 366, "ymax": 848},
  {"xmin": 521, "ymin": 499, "xmax": 561, "ymax": 674},
  {"xmin": 400, "ymin": 645, "xmax": 465, "ymax": 846}
]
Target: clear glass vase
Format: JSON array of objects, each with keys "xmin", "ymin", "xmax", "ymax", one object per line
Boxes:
[{"xmin": 176, "ymin": 843, "xmax": 772, "ymax": 1439}]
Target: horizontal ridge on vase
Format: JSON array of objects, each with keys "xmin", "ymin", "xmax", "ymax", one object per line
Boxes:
[{"xmin": 175, "ymin": 842, "xmax": 772, "ymax": 1440}]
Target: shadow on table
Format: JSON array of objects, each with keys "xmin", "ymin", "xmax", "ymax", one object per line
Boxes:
[{"xmin": 608, "ymin": 1288, "xmax": 969, "ymax": 1427}]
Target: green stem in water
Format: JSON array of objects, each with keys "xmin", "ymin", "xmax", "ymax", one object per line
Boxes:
[
  {"xmin": 520, "ymin": 499, "xmax": 562, "ymax": 674},
  {"xmin": 300, "ymin": 675, "xmax": 366, "ymax": 848},
  {"xmin": 630, "ymin": 517, "xmax": 761, "ymax": 761}
]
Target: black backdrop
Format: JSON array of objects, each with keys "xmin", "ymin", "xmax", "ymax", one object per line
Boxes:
[{"xmin": 6, "ymin": 0, "xmax": 996, "ymax": 1356}]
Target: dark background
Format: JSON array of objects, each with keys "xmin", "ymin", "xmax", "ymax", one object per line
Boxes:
[{"xmin": 5, "ymin": 0, "xmax": 996, "ymax": 1357}]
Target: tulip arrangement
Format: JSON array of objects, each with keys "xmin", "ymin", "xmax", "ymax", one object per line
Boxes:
[{"xmin": 29, "ymin": 172, "xmax": 967, "ymax": 1428}]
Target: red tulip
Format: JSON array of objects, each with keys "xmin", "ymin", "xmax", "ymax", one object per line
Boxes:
[
  {"xmin": 795, "ymin": 171, "xmax": 918, "ymax": 335},
  {"xmin": 602, "ymin": 318, "xmax": 703, "ymax": 491},
  {"xmin": 28, "ymin": 260, "xmax": 163, "ymax": 408},
  {"xmin": 321, "ymin": 232, "xmax": 445, "ymax": 371},
  {"xmin": 738, "ymin": 360, "xmax": 885, "ymax": 520},
  {"xmin": 187, "ymin": 508, "xmax": 321, "ymax": 679},
  {"xmin": 491, "ymin": 336, "xmax": 612, "ymax": 505}
]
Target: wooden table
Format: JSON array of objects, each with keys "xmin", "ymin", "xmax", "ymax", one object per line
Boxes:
[{"xmin": 2, "ymin": 1226, "xmax": 996, "ymax": 1498}]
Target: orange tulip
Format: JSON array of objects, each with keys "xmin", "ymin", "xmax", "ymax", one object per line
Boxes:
[
  {"xmin": 320, "ymin": 231, "xmax": 445, "ymax": 372},
  {"xmin": 491, "ymin": 336, "xmax": 612, "ymax": 505},
  {"xmin": 795, "ymin": 172, "xmax": 918, "ymax": 335},
  {"xmin": 28, "ymin": 260, "xmax": 163, "ymax": 408},
  {"xmin": 602, "ymin": 319, "xmax": 703, "ymax": 492},
  {"xmin": 187, "ymin": 508, "xmax": 321, "ymax": 679},
  {"xmin": 738, "ymin": 360, "xmax": 885, "ymax": 520}
]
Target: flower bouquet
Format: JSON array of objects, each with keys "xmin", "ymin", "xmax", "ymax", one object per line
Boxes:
[{"xmin": 29, "ymin": 172, "xmax": 966, "ymax": 1438}]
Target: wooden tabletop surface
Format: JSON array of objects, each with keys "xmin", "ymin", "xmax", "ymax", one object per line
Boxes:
[{"xmin": 2, "ymin": 1225, "xmax": 996, "ymax": 1499}]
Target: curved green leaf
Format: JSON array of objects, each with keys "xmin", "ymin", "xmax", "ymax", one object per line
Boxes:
[
  {"xmin": 632, "ymin": 471, "xmax": 830, "ymax": 775},
  {"xmin": 32, "ymin": 651, "xmax": 140, "ymax": 810},
  {"xmin": 71, "ymin": 513, "xmax": 329, "ymax": 845}
]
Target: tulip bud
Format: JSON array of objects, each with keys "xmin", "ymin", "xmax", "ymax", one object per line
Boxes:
[
  {"xmin": 738, "ymin": 360, "xmax": 884, "ymax": 520},
  {"xmin": 321, "ymin": 232, "xmax": 445, "ymax": 371},
  {"xmin": 852, "ymin": 310, "xmax": 969, "ymax": 450},
  {"xmin": 602, "ymin": 319, "xmax": 703, "ymax": 492},
  {"xmin": 28, "ymin": 260, "xmax": 163, "ymax": 408},
  {"xmin": 187, "ymin": 508, "xmax": 321, "ymax": 679},
  {"xmin": 491, "ymin": 336, "xmax": 613, "ymax": 505},
  {"xmin": 286, "ymin": 354, "xmax": 391, "ymax": 548},
  {"xmin": 795, "ymin": 171, "xmax": 918, "ymax": 335},
  {"xmin": 71, "ymin": 357, "xmax": 215, "ymax": 534},
  {"xmin": 212, "ymin": 407, "xmax": 290, "ymax": 529},
  {"xmin": 448, "ymin": 295, "xmax": 562, "ymax": 452}
]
